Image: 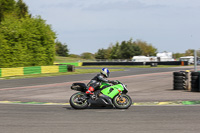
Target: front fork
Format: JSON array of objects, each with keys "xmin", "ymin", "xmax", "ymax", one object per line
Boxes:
[
  {"xmin": 116, "ymin": 92, "xmax": 126, "ymax": 104},
  {"xmin": 117, "ymin": 91, "xmax": 122, "ymax": 98}
]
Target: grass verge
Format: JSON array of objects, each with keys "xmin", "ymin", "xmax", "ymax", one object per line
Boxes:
[
  {"xmin": 78, "ymin": 65, "xmax": 182, "ymax": 68},
  {"xmin": 54, "ymin": 56, "xmax": 90, "ymax": 63},
  {"xmin": 0, "ymin": 69, "xmax": 124, "ymax": 80}
]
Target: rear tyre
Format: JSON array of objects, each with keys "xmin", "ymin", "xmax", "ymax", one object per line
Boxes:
[
  {"xmin": 113, "ymin": 94, "xmax": 132, "ymax": 109},
  {"xmin": 69, "ymin": 92, "xmax": 88, "ymax": 109}
]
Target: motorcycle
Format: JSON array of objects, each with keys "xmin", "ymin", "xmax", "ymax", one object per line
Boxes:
[{"xmin": 69, "ymin": 80, "xmax": 132, "ymax": 109}]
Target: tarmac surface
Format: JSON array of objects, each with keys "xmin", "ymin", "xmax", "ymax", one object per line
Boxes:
[
  {"xmin": 1, "ymin": 104, "xmax": 200, "ymax": 133},
  {"xmin": 0, "ymin": 66, "xmax": 200, "ymax": 133}
]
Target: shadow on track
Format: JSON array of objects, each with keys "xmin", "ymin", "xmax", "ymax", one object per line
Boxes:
[{"xmin": 64, "ymin": 105, "xmax": 114, "ymax": 110}]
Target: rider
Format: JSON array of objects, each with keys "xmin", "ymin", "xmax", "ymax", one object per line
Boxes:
[{"xmin": 86, "ymin": 68, "xmax": 116, "ymax": 95}]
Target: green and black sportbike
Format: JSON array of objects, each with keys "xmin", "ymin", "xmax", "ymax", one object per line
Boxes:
[{"xmin": 69, "ymin": 80, "xmax": 132, "ymax": 109}]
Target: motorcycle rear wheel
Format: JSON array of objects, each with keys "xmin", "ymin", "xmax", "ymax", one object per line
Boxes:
[
  {"xmin": 113, "ymin": 94, "xmax": 132, "ymax": 109},
  {"xmin": 69, "ymin": 92, "xmax": 88, "ymax": 109}
]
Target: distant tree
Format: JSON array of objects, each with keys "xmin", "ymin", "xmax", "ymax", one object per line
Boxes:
[
  {"xmin": 103, "ymin": 44, "xmax": 113, "ymax": 59},
  {"xmin": 130, "ymin": 44, "xmax": 142, "ymax": 57},
  {"xmin": 134, "ymin": 39, "xmax": 157, "ymax": 56},
  {"xmin": 119, "ymin": 39, "xmax": 142, "ymax": 59},
  {"xmin": 95, "ymin": 39, "xmax": 142, "ymax": 59},
  {"xmin": 69, "ymin": 54, "xmax": 80, "ymax": 58},
  {"xmin": 173, "ymin": 49, "xmax": 200, "ymax": 60},
  {"xmin": 95, "ymin": 48, "xmax": 107, "ymax": 59},
  {"xmin": 55, "ymin": 40, "xmax": 69, "ymax": 57},
  {"xmin": 120, "ymin": 41, "xmax": 129, "ymax": 59},
  {"xmin": 185, "ymin": 49, "xmax": 194, "ymax": 56},
  {"xmin": 80, "ymin": 52, "xmax": 94, "ymax": 59},
  {"xmin": 110, "ymin": 42, "xmax": 120, "ymax": 59},
  {"xmin": 173, "ymin": 53, "xmax": 185, "ymax": 59}
]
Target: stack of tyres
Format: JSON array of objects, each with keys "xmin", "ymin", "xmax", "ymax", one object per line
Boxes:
[
  {"xmin": 67, "ymin": 65, "xmax": 75, "ymax": 72},
  {"xmin": 191, "ymin": 72, "xmax": 200, "ymax": 92},
  {"xmin": 173, "ymin": 72, "xmax": 187, "ymax": 90}
]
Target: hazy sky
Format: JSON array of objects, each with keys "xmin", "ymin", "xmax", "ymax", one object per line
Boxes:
[{"xmin": 24, "ymin": 0, "xmax": 200, "ymax": 55}]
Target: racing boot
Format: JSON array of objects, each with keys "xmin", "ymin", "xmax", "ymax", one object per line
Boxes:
[{"xmin": 86, "ymin": 86, "xmax": 94, "ymax": 95}]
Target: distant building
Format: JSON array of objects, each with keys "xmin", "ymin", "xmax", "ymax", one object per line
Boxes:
[
  {"xmin": 132, "ymin": 56, "xmax": 157, "ymax": 62},
  {"xmin": 156, "ymin": 52, "xmax": 174, "ymax": 61},
  {"xmin": 179, "ymin": 56, "xmax": 194, "ymax": 64},
  {"xmin": 132, "ymin": 52, "xmax": 174, "ymax": 62}
]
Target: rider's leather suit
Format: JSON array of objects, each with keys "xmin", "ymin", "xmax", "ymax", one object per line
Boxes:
[{"xmin": 86, "ymin": 74, "xmax": 114, "ymax": 94}]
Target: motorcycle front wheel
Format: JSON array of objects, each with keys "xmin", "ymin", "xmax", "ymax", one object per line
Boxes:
[
  {"xmin": 113, "ymin": 94, "xmax": 132, "ymax": 109},
  {"xmin": 69, "ymin": 92, "xmax": 89, "ymax": 109}
]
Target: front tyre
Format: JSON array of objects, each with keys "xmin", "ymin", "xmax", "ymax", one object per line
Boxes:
[
  {"xmin": 69, "ymin": 92, "xmax": 88, "ymax": 109},
  {"xmin": 113, "ymin": 94, "xmax": 132, "ymax": 109}
]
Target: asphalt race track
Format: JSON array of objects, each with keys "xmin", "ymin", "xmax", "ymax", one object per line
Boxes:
[
  {"xmin": 0, "ymin": 66, "xmax": 200, "ymax": 133},
  {"xmin": 1, "ymin": 104, "xmax": 200, "ymax": 133}
]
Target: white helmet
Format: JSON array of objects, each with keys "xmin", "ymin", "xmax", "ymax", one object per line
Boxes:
[{"xmin": 100, "ymin": 68, "xmax": 110, "ymax": 78}]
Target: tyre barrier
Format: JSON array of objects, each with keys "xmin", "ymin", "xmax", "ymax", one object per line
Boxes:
[
  {"xmin": 150, "ymin": 63, "xmax": 158, "ymax": 67},
  {"xmin": 67, "ymin": 65, "xmax": 75, "ymax": 72},
  {"xmin": 191, "ymin": 72, "xmax": 200, "ymax": 92},
  {"xmin": 173, "ymin": 71, "xmax": 188, "ymax": 90}
]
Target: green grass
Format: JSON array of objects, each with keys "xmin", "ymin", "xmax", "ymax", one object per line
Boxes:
[
  {"xmin": 78, "ymin": 65, "xmax": 182, "ymax": 68},
  {"xmin": 0, "ymin": 69, "xmax": 124, "ymax": 80},
  {"xmin": 54, "ymin": 56, "xmax": 92, "ymax": 63},
  {"xmin": 54, "ymin": 56, "xmax": 184, "ymax": 68}
]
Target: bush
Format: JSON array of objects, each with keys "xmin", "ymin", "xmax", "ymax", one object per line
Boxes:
[{"xmin": 0, "ymin": 16, "xmax": 56, "ymax": 68}]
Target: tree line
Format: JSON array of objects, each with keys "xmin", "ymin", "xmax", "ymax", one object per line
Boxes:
[
  {"xmin": 58, "ymin": 38, "xmax": 157, "ymax": 60},
  {"xmin": 95, "ymin": 39, "xmax": 157, "ymax": 59},
  {"xmin": 76, "ymin": 41, "xmax": 197, "ymax": 60}
]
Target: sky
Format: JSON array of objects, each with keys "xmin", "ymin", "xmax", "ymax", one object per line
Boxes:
[{"xmin": 23, "ymin": 0, "xmax": 200, "ymax": 55}]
